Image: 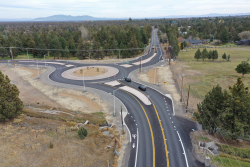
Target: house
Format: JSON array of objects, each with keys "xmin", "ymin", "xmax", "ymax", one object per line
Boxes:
[
  {"xmin": 237, "ymin": 39, "xmax": 250, "ymax": 45},
  {"xmin": 185, "ymin": 39, "xmax": 203, "ymax": 46},
  {"xmin": 202, "ymin": 39, "xmax": 210, "ymax": 44}
]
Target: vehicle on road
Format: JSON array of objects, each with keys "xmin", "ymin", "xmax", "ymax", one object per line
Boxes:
[
  {"xmin": 125, "ymin": 77, "xmax": 131, "ymax": 82},
  {"xmin": 138, "ymin": 85, "xmax": 146, "ymax": 91},
  {"xmin": 152, "ymin": 46, "xmax": 155, "ymax": 49}
]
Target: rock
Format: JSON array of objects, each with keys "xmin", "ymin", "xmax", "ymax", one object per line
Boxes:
[
  {"xmin": 52, "ymin": 107, "xmax": 56, "ymax": 110},
  {"xmin": 37, "ymin": 102, "xmax": 40, "ymax": 104},
  {"xmin": 237, "ymin": 139, "xmax": 243, "ymax": 143}
]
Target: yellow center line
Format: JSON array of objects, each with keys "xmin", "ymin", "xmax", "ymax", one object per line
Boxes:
[
  {"xmin": 117, "ymin": 80, "xmax": 169, "ymax": 167},
  {"xmin": 100, "ymin": 83, "xmax": 156, "ymax": 167}
]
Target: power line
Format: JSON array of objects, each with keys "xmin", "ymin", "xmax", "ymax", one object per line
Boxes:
[{"xmin": 0, "ymin": 46, "xmax": 145, "ymax": 52}]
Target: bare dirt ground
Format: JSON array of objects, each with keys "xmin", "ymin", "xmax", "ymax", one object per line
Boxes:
[
  {"xmin": 73, "ymin": 67, "xmax": 109, "ymax": 77},
  {"xmin": 0, "ymin": 64, "xmax": 126, "ymax": 167},
  {"xmin": 147, "ymin": 68, "xmax": 158, "ymax": 84}
]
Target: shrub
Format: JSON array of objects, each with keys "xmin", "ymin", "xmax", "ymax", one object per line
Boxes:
[
  {"xmin": 13, "ymin": 118, "xmax": 23, "ymax": 124},
  {"xmin": 80, "ymin": 69, "xmax": 83, "ymax": 74},
  {"xmin": 49, "ymin": 142, "xmax": 54, "ymax": 149},
  {"xmin": 67, "ymin": 121, "xmax": 77, "ymax": 127},
  {"xmin": 78, "ymin": 127, "xmax": 88, "ymax": 140},
  {"xmin": 97, "ymin": 68, "xmax": 99, "ymax": 72}
]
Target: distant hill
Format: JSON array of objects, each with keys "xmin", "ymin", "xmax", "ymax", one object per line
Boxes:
[
  {"xmin": 32, "ymin": 15, "xmax": 119, "ymax": 21},
  {"xmin": 1, "ymin": 12, "xmax": 250, "ymax": 22},
  {"xmin": 162, "ymin": 13, "xmax": 250, "ymax": 18}
]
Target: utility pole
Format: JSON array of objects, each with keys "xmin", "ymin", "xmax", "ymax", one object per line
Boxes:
[
  {"xmin": 140, "ymin": 56, "xmax": 142, "ymax": 73},
  {"xmin": 10, "ymin": 48, "xmax": 15, "ymax": 67},
  {"xmin": 181, "ymin": 73, "xmax": 184, "ymax": 102},
  {"xmin": 119, "ymin": 50, "xmax": 120, "ymax": 59},
  {"xmin": 186, "ymin": 85, "xmax": 190, "ymax": 113},
  {"xmin": 121, "ymin": 106, "xmax": 124, "ymax": 134},
  {"xmin": 88, "ymin": 52, "xmax": 91, "ymax": 62}
]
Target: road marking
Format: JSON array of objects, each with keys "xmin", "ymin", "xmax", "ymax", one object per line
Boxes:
[
  {"xmin": 133, "ymin": 143, "xmax": 135, "ymax": 148},
  {"xmin": 151, "ymin": 102, "xmax": 169, "ymax": 167},
  {"xmin": 172, "ymin": 121, "xmax": 173, "ymax": 123},
  {"xmin": 135, "ymin": 129, "xmax": 139, "ymax": 167},
  {"xmin": 177, "ymin": 131, "xmax": 189, "ymax": 167},
  {"xmin": 170, "ymin": 117, "xmax": 171, "ymax": 119}
]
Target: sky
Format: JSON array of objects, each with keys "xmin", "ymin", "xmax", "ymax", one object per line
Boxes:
[{"xmin": 0, "ymin": 0, "xmax": 250, "ymax": 19}]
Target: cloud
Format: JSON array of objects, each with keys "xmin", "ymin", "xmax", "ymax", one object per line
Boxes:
[{"xmin": 0, "ymin": 0, "xmax": 249, "ymax": 19}]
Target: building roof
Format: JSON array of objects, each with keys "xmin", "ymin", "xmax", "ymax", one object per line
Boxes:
[
  {"xmin": 177, "ymin": 37, "xmax": 185, "ymax": 43},
  {"xmin": 185, "ymin": 39, "xmax": 203, "ymax": 44}
]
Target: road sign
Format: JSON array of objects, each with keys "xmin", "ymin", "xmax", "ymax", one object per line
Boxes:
[
  {"xmin": 163, "ymin": 82, "xmax": 167, "ymax": 84},
  {"xmin": 125, "ymin": 62, "xmax": 129, "ymax": 64}
]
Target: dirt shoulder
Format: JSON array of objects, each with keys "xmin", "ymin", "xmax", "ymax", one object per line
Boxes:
[{"xmin": 0, "ymin": 64, "xmax": 129, "ymax": 167}]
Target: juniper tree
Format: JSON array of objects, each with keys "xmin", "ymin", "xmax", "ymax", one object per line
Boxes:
[
  {"xmin": 194, "ymin": 85, "xmax": 227, "ymax": 134},
  {"xmin": 222, "ymin": 53, "xmax": 227, "ymax": 61},
  {"xmin": 194, "ymin": 49, "xmax": 201, "ymax": 61},
  {"xmin": 235, "ymin": 61, "xmax": 250, "ymax": 77},
  {"xmin": 201, "ymin": 48, "xmax": 208, "ymax": 61},
  {"xmin": 0, "ymin": 71, "xmax": 23, "ymax": 120},
  {"xmin": 222, "ymin": 78, "xmax": 250, "ymax": 139}
]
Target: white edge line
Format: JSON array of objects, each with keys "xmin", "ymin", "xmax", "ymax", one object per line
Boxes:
[
  {"xmin": 135, "ymin": 128, "xmax": 139, "ymax": 167},
  {"xmin": 177, "ymin": 131, "xmax": 189, "ymax": 167},
  {"xmin": 44, "ymin": 66, "xmax": 133, "ymax": 143},
  {"xmin": 130, "ymin": 79, "xmax": 175, "ymax": 116}
]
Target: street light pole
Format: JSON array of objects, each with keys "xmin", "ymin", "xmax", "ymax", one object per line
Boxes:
[
  {"xmin": 83, "ymin": 70, "xmax": 87, "ymax": 92},
  {"xmin": 44, "ymin": 53, "xmax": 48, "ymax": 68},
  {"xmin": 37, "ymin": 61, "xmax": 40, "ymax": 78},
  {"xmin": 113, "ymin": 89, "xmax": 119, "ymax": 117},
  {"xmin": 154, "ymin": 67, "xmax": 156, "ymax": 84}
]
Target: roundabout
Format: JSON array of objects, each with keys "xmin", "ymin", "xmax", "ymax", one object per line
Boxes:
[{"xmin": 61, "ymin": 66, "xmax": 119, "ymax": 80}]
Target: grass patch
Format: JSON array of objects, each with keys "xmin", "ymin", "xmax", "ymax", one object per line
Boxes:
[
  {"xmin": 217, "ymin": 144, "xmax": 250, "ymax": 159},
  {"xmin": 22, "ymin": 106, "xmax": 106, "ymax": 125},
  {"xmin": 179, "ymin": 47, "xmax": 250, "ymax": 99},
  {"xmin": 213, "ymin": 155, "xmax": 250, "ymax": 167}
]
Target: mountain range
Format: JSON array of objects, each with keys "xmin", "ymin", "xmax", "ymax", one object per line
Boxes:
[{"xmin": 1, "ymin": 13, "xmax": 250, "ymax": 22}]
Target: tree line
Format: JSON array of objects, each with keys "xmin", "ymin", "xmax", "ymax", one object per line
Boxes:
[
  {"xmin": 194, "ymin": 48, "xmax": 230, "ymax": 61},
  {"xmin": 0, "ymin": 21, "xmax": 152, "ymax": 60},
  {"xmin": 159, "ymin": 16, "xmax": 250, "ymax": 45},
  {"xmin": 194, "ymin": 78, "xmax": 250, "ymax": 140}
]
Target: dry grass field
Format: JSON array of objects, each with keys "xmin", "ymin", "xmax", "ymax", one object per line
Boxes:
[
  {"xmin": 0, "ymin": 64, "xmax": 125, "ymax": 167},
  {"xmin": 73, "ymin": 67, "xmax": 109, "ymax": 77},
  {"xmin": 172, "ymin": 47, "xmax": 250, "ymax": 111}
]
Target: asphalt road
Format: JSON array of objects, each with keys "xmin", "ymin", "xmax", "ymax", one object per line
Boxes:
[{"xmin": 1, "ymin": 29, "xmax": 203, "ymax": 167}]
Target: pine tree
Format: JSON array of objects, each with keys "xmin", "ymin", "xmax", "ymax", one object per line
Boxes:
[
  {"xmin": 49, "ymin": 36, "xmax": 61, "ymax": 59},
  {"xmin": 208, "ymin": 50, "xmax": 213, "ymax": 60},
  {"xmin": 222, "ymin": 78, "xmax": 250, "ymax": 139},
  {"xmin": 194, "ymin": 49, "xmax": 201, "ymax": 61},
  {"xmin": 235, "ymin": 61, "xmax": 250, "ymax": 77},
  {"xmin": 201, "ymin": 48, "xmax": 208, "ymax": 61},
  {"xmin": 222, "ymin": 53, "xmax": 227, "ymax": 61},
  {"xmin": 220, "ymin": 28, "xmax": 230, "ymax": 44},
  {"xmin": 212, "ymin": 50, "xmax": 218, "ymax": 61},
  {"xmin": 0, "ymin": 71, "xmax": 23, "ymax": 120},
  {"xmin": 194, "ymin": 85, "xmax": 227, "ymax": 134}
]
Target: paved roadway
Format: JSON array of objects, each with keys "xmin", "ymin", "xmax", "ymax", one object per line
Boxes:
[{"xmin": 1, "ymin": 29, "xmax": 203, "ymax": 167}]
